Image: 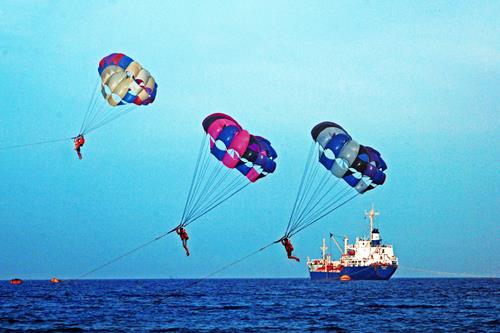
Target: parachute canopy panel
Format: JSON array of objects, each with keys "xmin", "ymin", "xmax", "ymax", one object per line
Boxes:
[
  {"xmin": 98, "ymin": 53, "xmax": 158, "ymax": 107},
  {"xmin": 312, "ymin": 121, "xmax": 387, "ymax": 194},
  {"xmin": 203, "ymin": 113, "xmax": 277, "ymax": 183}
]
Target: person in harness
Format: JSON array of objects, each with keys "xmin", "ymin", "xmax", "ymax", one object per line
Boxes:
[
  {"xmin": 74, "ymin": 135, "xmax": 85, "ymax": 160},
  {"xmin": 281, "ymin": 237, "xmax": 300, "ymax": 262},
  {"xmin": 176, "ymin": 227, "xmax": 190, "ymax": 256}
]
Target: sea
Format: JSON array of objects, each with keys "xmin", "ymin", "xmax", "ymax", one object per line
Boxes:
[{"xmin": 1, "ymin": 278, "xmax": 498, "ymax": 332}]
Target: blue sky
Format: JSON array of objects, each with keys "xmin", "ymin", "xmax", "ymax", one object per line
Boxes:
[{"xmin": 0, "ymin": 1, "xmax": 498, "ymax": 279}]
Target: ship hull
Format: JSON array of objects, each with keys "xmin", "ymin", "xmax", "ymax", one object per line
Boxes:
[{"xmin": 309, "ymin": 265, "xmax": 397, "ymax": 280}]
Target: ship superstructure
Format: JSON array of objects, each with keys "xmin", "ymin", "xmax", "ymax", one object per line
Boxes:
[{"xmin": 307, "ymin": 206, "xmax": 398, "ymax": 280}]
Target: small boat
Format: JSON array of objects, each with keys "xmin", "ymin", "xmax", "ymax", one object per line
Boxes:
[
  {"xmin": 10, "ymin": 278, "xmax": 23, "ymax": 285},
  {"xmin": 50, "ymin": 277, "xmax": 61, "ymax": 283}
]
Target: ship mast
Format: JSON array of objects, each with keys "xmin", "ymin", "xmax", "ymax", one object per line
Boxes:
[
  {"xmin": 321, "ymin": 238, "xmax": 328, "ymax": 261},
  {"xmin": 365, "ymin": 204, "xmax": 379, "ymax": 240}
]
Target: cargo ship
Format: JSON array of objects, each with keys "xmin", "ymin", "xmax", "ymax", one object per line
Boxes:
[{"xmin": 307, "ymin": 206, "xmax": 398, "ymax": 280}]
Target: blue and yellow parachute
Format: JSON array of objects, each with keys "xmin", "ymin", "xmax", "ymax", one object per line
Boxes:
[{"xmin": 98, "ymin": 53, "xmax": 157, "ymax": 106}]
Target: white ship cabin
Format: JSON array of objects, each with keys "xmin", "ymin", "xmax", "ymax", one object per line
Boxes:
[{"xmin": 344, "ymin": 229, "xmax": 397, "ymax": 267}]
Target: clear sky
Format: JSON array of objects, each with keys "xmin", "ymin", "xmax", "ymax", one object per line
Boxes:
[{"xmin": 0, "ymin": 1, "xmax": 498, "ymax": 279}]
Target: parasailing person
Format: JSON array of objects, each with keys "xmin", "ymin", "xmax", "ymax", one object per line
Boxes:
[
  {"xmin": 74, "ymin": 52, "xmax": 158, "ymax": 158},
  {"xmin": 73, "ymin": 134, "xmax": 85, "ymax": 159},
  {"xmin": 176, "ymin": 227, "xmax": 190, "ymax": 256},
  {"xmin": 281, "ymin": 237, "xmax": 300, "ymax": 262}
]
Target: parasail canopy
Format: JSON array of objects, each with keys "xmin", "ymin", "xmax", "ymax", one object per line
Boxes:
[
  {"xmin": 311, "ymin": 122, "xmax": 387, "ymax": 194},
  {"xmin": 178, "ymin": 113, "xmax": 277, "ymax": 229},
  {"xmin": 78, "ymin": 53, "xmax": 158, "ymax": 136},
  {"xmin": 203, "ymin": 113, "xmax": 277, "ymax": 183},
  {"xmin": 98, "ymin": 53, "xmax": 157, "ymax": 107},
  {"xmin": 284, "ymin": 121, "xmax": 387, "ymax": 238}
]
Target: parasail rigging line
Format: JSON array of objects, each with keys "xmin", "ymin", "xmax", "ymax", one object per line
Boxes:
[
  {"xmin": 292, "ymin": 168, "xmax": 332, "ymax": 225},
  {"xmin": 78, "ymin": 230, "xmax": 174, "ymax": 279},
  {"xmin": 285, "ymin": 142, "xmax": 315, "ymax": 234},
  {"xmin": 288, "ymin": 192, "xmax": 359, "ymax": 238},
  {"xmin": 290, "ymin": 166, "xmax": 320, "ymax": 228},
  {"xmin": 181, "ymin": 137, "xmax": 213, "ymax": 221},
  {"xmin": 184, "ymin": 162, "xmax": 225, "ymax": 220},
  {"xmin": 183, "ymin": 181, "xmax": 250, "ymax": 227},
  {"xmin": 180, "ymin": 135, "xmax": 209, "ymax": 224},
  {"xmin": 178, "ymin": 133, "xmax": 252, "ymax": 229},
  {"xmin": 299, "ymin": 185, "xmax": 352, "ymax": 227},
  {"xmin": 193, "ymin": 167, "xmax": 232, "ymax": 211},
  {"xmin": 83, "ymin": 105, "xmax": 135, "ymax": 135},
  {"xmin": 183, "ymin": 166, "xmax": 229, "ymax": 222},
  {"xmin": 290, "ymin": 147, "xmax": 320, "ymax": 225},
  {"xmin": 195, "ymin": 171, "xmax": 248, "ymax": 215},
  {"xmin": 186, "ymin": 165, "xmax": 246, "ymax": 222},
  {"xmin": 397, "ymin": 266, "xmax": 496, "ymax": 278},
  {"xmin": 283, "ymin": 142, "xmax": 364, "ymax": 239},
  {"xmin": 286, "ymin": 143, "xmax": 324, "ymax": 235},
  {"xmin": 184, "ymin": 239, "xmax": 282, "ymax": 289},
  {"xmin": 0, "ymin": 137, "xmax": 73, "ymax": 151},
  {"xmin": 80, "ymin": 86, "xmax": 108, "ymax": 135},
  {"xmin": 78, "ymin": 164, "xmax": 250, "ymax": 278},
  {"xmin": 290, "ymin": 183, "xmax": 350, "ymax": 233},
  {"xmin": 78, "ymin": 76, "xmax": 139, "ymax": 136},
  {"xmin": 78, "ymin": 78, "xmax": 101, "ymax": 135},
  {"xmin": 293, "ymin": 176, "xmax": 341, "ymax": 230}
]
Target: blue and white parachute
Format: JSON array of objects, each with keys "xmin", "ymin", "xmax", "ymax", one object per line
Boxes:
[
  {"xmin": 284, "ymin": 121, "xmax": 387, "ymax": 238},
  {"xmin": 311, "ymin": 122, "xmax": 386, "ymax": 194}
]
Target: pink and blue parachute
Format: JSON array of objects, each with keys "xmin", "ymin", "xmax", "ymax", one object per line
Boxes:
[
  {"xmin": 311, "ymin": 122, "xmax": 387, "ymax": 193},
  {"xmin": 202, "ymin": 113, "xmax": 277, "ymax": 182},
  {"xmin": 98, "ymin": 53, "xmax": 158, "ymax": 106}
]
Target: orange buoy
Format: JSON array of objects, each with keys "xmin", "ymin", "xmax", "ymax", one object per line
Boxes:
[
  {"xmin": 340, "ymin": 275, "xmax": 351, "ymax": 281},
  {"xmin": 10, "ymin": 278, "xmax": 23, "ymax": 285},
  {"xmin": 50, "ymin": 277, "xmax": 61, "ymax": 283}
]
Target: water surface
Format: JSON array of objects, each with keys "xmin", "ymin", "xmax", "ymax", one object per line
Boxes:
[{"xmin": 1, "ymin": 278, "xmax": 498, "ymax": 332}]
